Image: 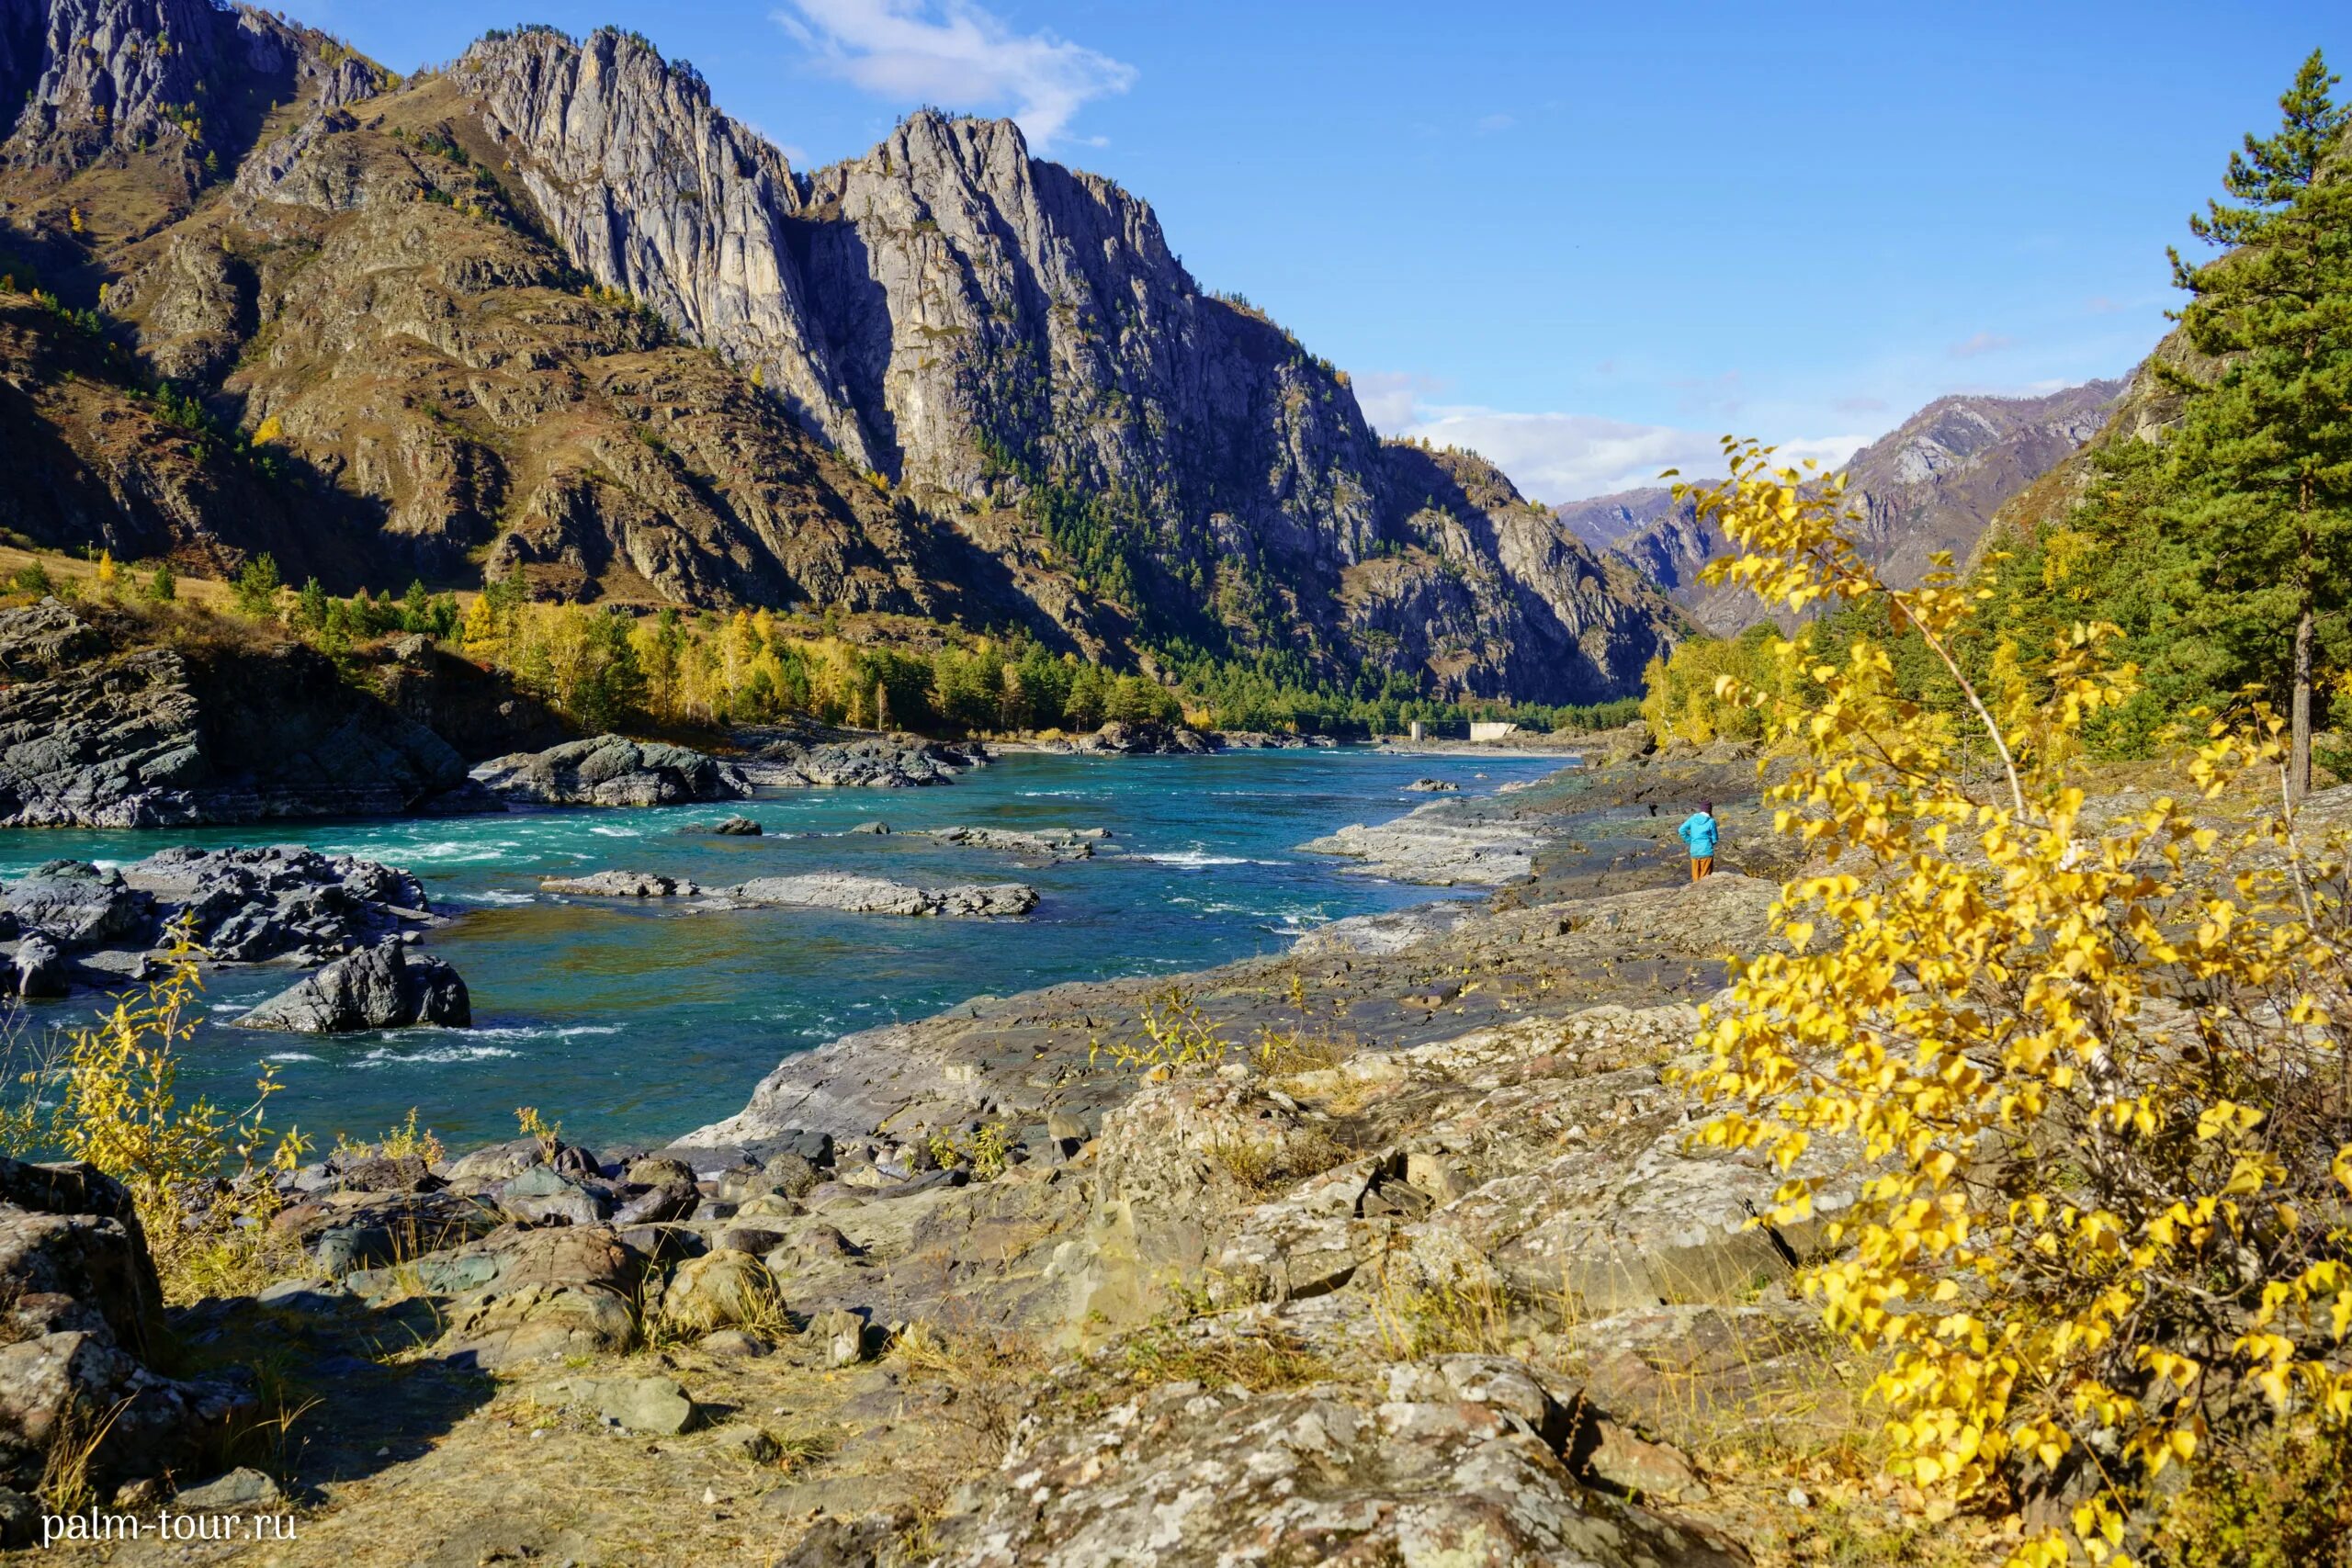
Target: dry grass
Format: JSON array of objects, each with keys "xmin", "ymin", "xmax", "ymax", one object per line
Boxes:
[
  {"xmin": 889, "ymin": 1321, "xmax": 1051, "ymax": 1451},
  {"xmin": 1114, "ymin": 1320, "xmax": 1334, "ymax": 1393},
  {"xmin": 38, "ymin": 1395, "xmax": 128, "ymax": 1514},
  {"xmin": 1368, "ymin": 1258, "xmax": 1517, "ymax": 1361},
  {"xmin": 1250, "ymin": 1025, "xmax": 1354, "ymax": 1077}
]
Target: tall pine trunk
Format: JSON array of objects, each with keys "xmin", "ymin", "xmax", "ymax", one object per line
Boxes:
[
  {"xmin": 2292, "ymin": 604, "xmax": 2313, "ymax": 807},
  {"xmin": 2292, "ymin": 481, "xmax": 2314, "ymax": 807}
]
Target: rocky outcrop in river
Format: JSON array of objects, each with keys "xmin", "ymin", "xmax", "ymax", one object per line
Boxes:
[
  {"xmin": 906, "ymin": 825, "xmax": 1107, "ymax": 862},
  {"xmin": 540, "ymin": 870, "xmax": 1038, "ymax": 919},
  {"xmin": 733, "ymin": 727, "xmax": 985, "ymax": 789},
  {"xmin": 471, "ymin": 736, "xmax": 752, "ymax": 807},
  {"xmin": 0, "ymin": 846, "xmax": 435, "ymax": 997}
]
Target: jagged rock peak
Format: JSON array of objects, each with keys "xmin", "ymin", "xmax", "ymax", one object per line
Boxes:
[
  {"xmin": 0, "ymin": 0, "xmax": 371, "ymax": 171},
  {"xmin": 808, "ymin": 105, "xmax": 1177, "ymax": 275},
  {"xmin": 453, "ymin": 22, "xmax": 880, "ymax": 468}
]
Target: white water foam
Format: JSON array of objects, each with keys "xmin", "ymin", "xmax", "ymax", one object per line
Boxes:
[
  {"xmin": 355, "ymin": 1043, "xmax": 522, "ymax": 1067},
  {"xmin": 1138, "ymin": 849, "xmax": 1250, "ymax": 868},
  {"xmin": 350, "ymin": 839, "xmax": 525, "ymax": 864},
  {"xmin": 466, "ymin": 1024, "xmax": 620, "ymax": 1042}
]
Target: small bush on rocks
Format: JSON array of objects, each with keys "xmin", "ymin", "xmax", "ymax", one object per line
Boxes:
[
  {"xmin": 21, "ymin": 941, "xmax": 309, "ymax": 1300},
  {"xmin": 926, "ymin": 1121, "xmax": 1015, "ymax": 1179},
  {"xmin": 332, "ymin": 1106, "xmax": 445, "ymax": 1166},
  {"xmin": 1114, "ymin": 1320, "xmax": 1332, "ymax": 1393}
]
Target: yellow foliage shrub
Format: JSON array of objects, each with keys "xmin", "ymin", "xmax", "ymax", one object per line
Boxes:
[{"xmin": 1675, "ymin": 439, "xmax": 2352, "ymax": 1566}]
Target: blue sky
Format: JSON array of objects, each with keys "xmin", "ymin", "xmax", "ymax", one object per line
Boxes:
[{"xmin": 277, "ymin": 1, "xmax": 2344, "ymax": 502}]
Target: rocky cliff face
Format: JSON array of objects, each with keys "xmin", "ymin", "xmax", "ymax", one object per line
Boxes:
[
  {"xmin": 1560, "ymin": 381, "xmax": 2123, "ymax": 635},
  {"xmin": 1351, "ymin": 445, "xmax": 1686, "ymax": 702},
  {"xmin": 0, "ymin": 598, "xmax": 471, "ymax": 825},
  {"xmin": 0, "ymin": 6, "xmax": 1683, "ymax": 705}
]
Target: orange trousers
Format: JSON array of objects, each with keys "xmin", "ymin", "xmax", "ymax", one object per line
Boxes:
[{"xmin": 1689, "ymin": 856, "xmax": 1713, "ymax": 881}]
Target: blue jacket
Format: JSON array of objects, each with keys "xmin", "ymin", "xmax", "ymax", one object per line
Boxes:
[{"xmin": 1678, "ymin": 811, "xmax": 1720, "ymax": 857}]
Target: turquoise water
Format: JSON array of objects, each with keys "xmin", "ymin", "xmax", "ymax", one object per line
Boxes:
[{"xmin": 0, "ymin": 750, "xmax": 1569, "ymax": 1152}]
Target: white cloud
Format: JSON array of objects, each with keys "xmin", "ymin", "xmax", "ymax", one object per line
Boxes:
[
  {"xmin": 774, "ymin": 0, "xmax": 1136, "ymax": 149},
  {"xmin": 1476, "ymin": 112, "xmax": 1515, "ymax": 133},
  {"xmin": 1360, "ymin": 378, "xmax": 1867, "ymax": 503},
  {"xmin": 1948, "ymin": 331, "xmax": 2014, "ymax": 359},
  {"xmin": 1350, "ymin": 369, "xmax": 1450, "ymax": 432}
]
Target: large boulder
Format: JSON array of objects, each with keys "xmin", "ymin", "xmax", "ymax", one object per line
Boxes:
[
  {"xmin": 436, "ymin": 1281, "xmax": 636, "ymax": 1370},
  {"xmin": 0, "ymin": 1158, "xmax": 251, "ymax": 1496},
  {"xmin": 4, "ymin": 861, "xmax": 149, "ymax": 948},
  {"xmin": 661, "ymin": 1249, "xmax": 779, "ymax": 1334},
  {"xmin": 234, "ymin": 942, "xmax": 471, "ymax": 1032},
  {"xmin": 10, "ymin": 935, "xmax": 67, "ymax": 999},
  {"xmin": 267, "ymin": 1188, "xmax": 499, "ymax": 1278},
  {"xmin": 345, "ymin": 1223, "xmax": 636, "ymax": 1304},
  {"xmin": 496, "ymin": 1165, "xmax": 615, "ymax": 1226},
  {"xmin": 471, "ymin": 736, "xmax": 752, "ymax": 807},
  {"xmin": 336, "ymin": 1225, "xmax": 647, "ymax": 1370},
  {"xmin": 546, "ymin": 1373, "xmax": 696, "ymax": 1435}
]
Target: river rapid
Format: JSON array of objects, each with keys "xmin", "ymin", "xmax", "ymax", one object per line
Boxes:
[{"xmin": 0, "ymin": 749, "xmax": 1570, "ymax": 1151}]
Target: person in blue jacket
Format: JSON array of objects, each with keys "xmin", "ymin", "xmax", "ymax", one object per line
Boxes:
[{"xmin": 1678, "ymin": 801, "xmax": 1719, "ymax": 881}]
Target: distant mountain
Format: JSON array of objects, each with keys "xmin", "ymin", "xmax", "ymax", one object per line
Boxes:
[
  {"xmin": 1555, "ymin": 488, "xmax": 1683, "ymax": 555},
  {"xmin": 0, "ymin": 3, "xmax": 1684, "ymax": 705},
  {"xmin": 1555, "ymin": 381, "xmax": 2125, "ymax": 635},
  {"xmin": 1980, "ymin": 340, "xmax": 2214, "ymax": 558}
]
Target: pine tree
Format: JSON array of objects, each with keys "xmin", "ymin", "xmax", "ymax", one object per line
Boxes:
[
  {"xmin": 231, "ymin": 553, "xmax": 281, "ymax": 619},
  {"xmin": 2165, "ymin": 49, "xmax": 2352, "ymax": 799}
]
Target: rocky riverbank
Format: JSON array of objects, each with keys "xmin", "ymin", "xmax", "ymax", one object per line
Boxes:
[
  {"xmin": 1296, "ymin": 727, "xmax": 1787, "ymax": 890},
  {"xmin": 0, "ymin": 600, "xmax": 477, "ymax": 827},
  {"xmin": 19, "ymin": 857, "xmax": 1794, "ymax": 1565}
]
